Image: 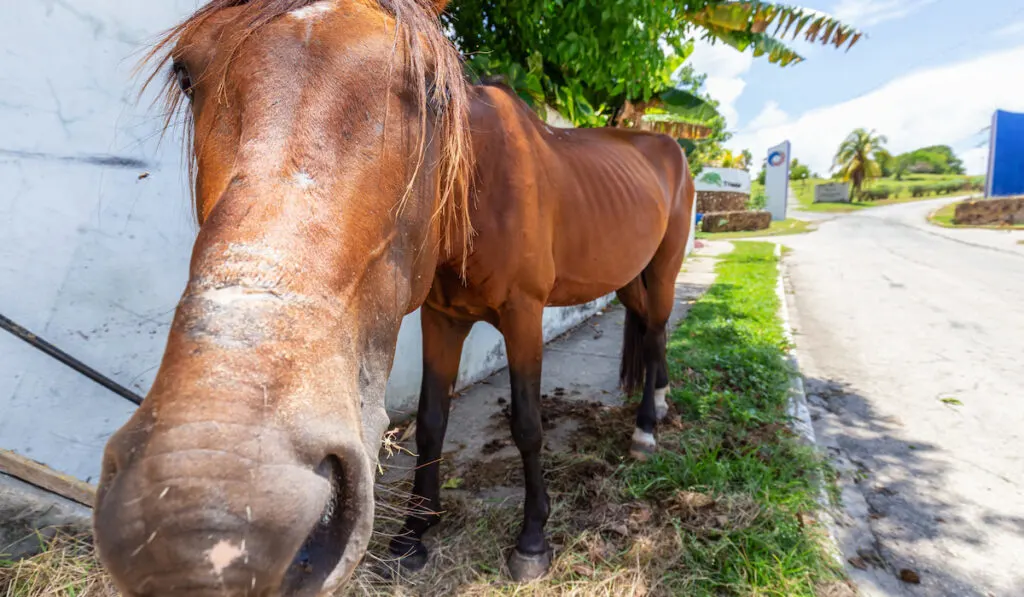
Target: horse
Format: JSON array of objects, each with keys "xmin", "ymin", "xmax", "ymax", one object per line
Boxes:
[
  {"xmin": 386, "ymin": 80, "xmax": 694, "ymax": 581},
  {"xmin": 93, "ymin": 0, "xmax": 693, "ymax": 595}
]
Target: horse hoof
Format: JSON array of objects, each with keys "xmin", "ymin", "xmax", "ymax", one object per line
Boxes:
[
  {"xmin": 389, "ymin": 539, "xmax": 429, "ymax": 572},
  {"xmin": 630, "ymin": 428, "xmax": 656, "ymax": 461},
  {"xmin": 507, "ymin": 547, "xmax": 552, "ymax": 582}
]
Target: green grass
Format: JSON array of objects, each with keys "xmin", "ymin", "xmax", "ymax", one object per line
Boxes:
[
  {"xmin": 622, "ymin": 242, "xmax": 841, "ymax": 596},
  {"xmin": 928, "ymin": 202, "xmax": 957, "ymax": 227},
  {"xmin": 753, "ymin": 173, "xmax": 979, "ymax": 214},
  {"xmin": 697, "ymin": 218, "xmax": 816, "ymax": 240},
  {"xmin": 928, "ymin": 200, "xmax": 1024, "ymax": 230}
]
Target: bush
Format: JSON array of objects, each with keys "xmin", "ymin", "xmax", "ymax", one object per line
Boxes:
[
  {"xmin": 747, "ymin": 191, "xmax": 767, "ymax": 211},
  {"xmin": 910, "ymin": 185, "xmax": 928, "ymax": 197},
  {"xmin": 859, "ymin": 186, "xmax": 892, "ymax": 201}
]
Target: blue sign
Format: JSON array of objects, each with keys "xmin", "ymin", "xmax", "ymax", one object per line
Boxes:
[
  {"xmin": 987, "ymin": 109, "xmax": 1024, "ymax": 197},
  {"xmin": 768, "ymin": 150, "xmax": 787, "ymax": 167}
]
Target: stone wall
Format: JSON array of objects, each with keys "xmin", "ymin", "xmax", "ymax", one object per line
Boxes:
[
  {"xmin": 954, "ymin": 197, "xmax": 1024, "ymax": 226},
  {"xmin": 696, "ymin": 191, "xmax": 749, "ymax": 213},
  {"xmin": 701, "ymin": 211, "xmax": 772, "ymax": 233}
]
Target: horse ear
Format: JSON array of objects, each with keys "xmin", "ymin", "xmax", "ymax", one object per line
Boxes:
[{"xmin": 430, "ymin": 0, "xmax": 449, "ymax": 14}]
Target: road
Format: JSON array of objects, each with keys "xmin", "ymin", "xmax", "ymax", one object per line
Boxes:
[{"xmin": 780, "ymin": 198, "xmax": 1024, "ymax": 597}]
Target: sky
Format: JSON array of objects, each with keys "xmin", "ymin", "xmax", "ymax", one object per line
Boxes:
[{"xmin": 685, "ymin": 0, "xmax": 1024, "ymax": 175}]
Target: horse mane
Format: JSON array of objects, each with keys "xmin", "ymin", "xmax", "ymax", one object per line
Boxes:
[{"xmin": 140, "ymin": 0, "xmax": 474, "ymax": 272}]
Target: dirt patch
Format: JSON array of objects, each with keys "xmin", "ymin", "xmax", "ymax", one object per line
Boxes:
[
  {"xmin": 344, "ymin": 396, "xmax": 759, "ymax": 597},
  {"xmin": 954, "ymin": 196, "xmax": 1024, "ymax": 226}
]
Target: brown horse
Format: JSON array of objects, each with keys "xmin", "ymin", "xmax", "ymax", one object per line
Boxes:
[
  {"xmin": 387, "ymin": 81, "xmax": 694, "ymax": 580},
  {"xmin": 93, "ymin": 0, "xmax": 693, "ymax": 595},
  {"xmin": 94, "ymin": 1, "xmax": 470, "ymax": 595}
]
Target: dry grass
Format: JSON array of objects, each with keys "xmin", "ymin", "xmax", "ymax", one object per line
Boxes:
[
  {"xmin": 0, "ymin": 532, "xmax": 118, "ymax": 597},
  {"xmin": 1, "ymin": 406, "xmax": 766, "ymax": 597}
]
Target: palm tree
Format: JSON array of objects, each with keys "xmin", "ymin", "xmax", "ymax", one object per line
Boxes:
[{"xmin": 833, "ymin": 129, "xmax": 888, "ymax": 193}]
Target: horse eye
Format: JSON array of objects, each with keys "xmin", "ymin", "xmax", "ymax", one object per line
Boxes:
[{"xmin": 173, "ymin": 63, "xmax": 194, "ymax": 97}]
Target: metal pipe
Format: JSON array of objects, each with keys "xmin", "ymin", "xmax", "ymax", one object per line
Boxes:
[{"xmin": 0, "ymin": 313, "xmax": 144, "ymax": 406}]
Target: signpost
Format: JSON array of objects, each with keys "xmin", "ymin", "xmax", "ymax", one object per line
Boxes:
[
  {"xmin": 986, "ymin": 109, "xmax": 1024, "ymax": 197},
  {"xmin": 814, "ymin": 182, "xmax": 851, "ymax": 203},
  {"xmin": 765, "ymin": 141, "xmax": 791, "ymax": 220},
  {"xmin": 693, "ymin": 167, "xmax": 752, "ymax": 194}
]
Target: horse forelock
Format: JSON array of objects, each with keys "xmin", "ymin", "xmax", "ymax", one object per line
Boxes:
[{"xmin": 139, "ymin": 0, "xmax": 474, "ymax": 273}]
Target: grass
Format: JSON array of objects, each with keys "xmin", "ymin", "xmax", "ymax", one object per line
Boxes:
[
  {"xmin": 0, "ymin": 244, "xmax": 844, "ymax": 597},
  {"xmin": 753, "ymin": 173, "xmax": 979, "ymax": 214},
  {"xmin": 929, "ymin": 202, "xmax": 957, "ymax": 227},
  {"xmin": 697, "ymin": 218, "xmax": 816, "ymax": 240},
  {"xmin": 928, "ymin": 200, "xmax": 1024, "ymax": 230}
]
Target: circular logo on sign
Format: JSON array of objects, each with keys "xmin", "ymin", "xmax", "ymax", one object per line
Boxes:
[{"xmin": 768, "ymin": 150, "xmax": 786, "ymax": 167}]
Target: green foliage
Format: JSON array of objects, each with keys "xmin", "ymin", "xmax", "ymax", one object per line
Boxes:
[
  {"xmin": 833, "ymin": 128, "xmax": 887, "ymax": 192},
  {"xmin": 445, "ymin": 1, "xmax": 861, "ymax": 128},
  {"xmin": 748, "ymin": 190, "xmax": 768, "ymax": 210},
  {"xmin": 789, "ymin": 158, "xmax": 811, "ymax": 182},
  {"xmin": 895, "ymin": 145, "xmax": 966, "ymax": 177},
  {"xmin": 859, "ymin": 186, "xmax": 893, "ymax": 201},
  {"xmin": 875, "ymin": 148, "xmax": 895, "ymax": 177}
]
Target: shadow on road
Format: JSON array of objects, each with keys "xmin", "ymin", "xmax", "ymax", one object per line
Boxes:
[{"xmin": 804, "ymin": 375, "xmax": 1024, "ymax": 597}]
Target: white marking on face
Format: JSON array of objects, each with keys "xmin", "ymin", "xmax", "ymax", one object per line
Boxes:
[
  {"xmin": 207, "ymin": 540, "xmax": 246, "ymax": 576},
  {"xmin": 288, "ymin": 1, "xmax": 334, "ymax": 21},
  {"xmin": 632, "ymin": 427, "xmax": 656, "ymax": 448},
  {"xmin": 291, "ymin": 169, "xmax": 316, "ymax": 190}
]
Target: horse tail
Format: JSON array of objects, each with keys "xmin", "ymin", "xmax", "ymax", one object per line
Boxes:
[{"xmin": 620, "ymin": 308, "xmax": 647, "ymax": 396}]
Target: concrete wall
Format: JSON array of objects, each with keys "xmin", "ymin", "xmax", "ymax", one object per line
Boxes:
[{"xmin": 0, "ymin": 3, "xmax": 621, "ymax": 485}]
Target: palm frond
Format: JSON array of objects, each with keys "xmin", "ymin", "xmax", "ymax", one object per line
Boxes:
[{"xmin": 683, "ymin": 2, "xmax": 864, "ymax": 52}]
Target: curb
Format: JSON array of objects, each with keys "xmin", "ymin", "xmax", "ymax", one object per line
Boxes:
[
  {"xmin": 772, "ymin": 243, "xmax": 844, "ymax": 566},
  {"xmin": 1, "ymin": 473, "xmax": 93, "ymax": 559}
]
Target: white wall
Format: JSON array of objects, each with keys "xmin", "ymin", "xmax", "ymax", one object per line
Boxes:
[{"xmin": 0, "ymin": 3, "xmax": 616, "ymax": 484}]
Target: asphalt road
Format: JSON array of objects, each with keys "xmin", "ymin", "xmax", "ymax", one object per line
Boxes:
[{"xmin": 780, "ymin": 198, "xmax": 1024, "ymax": 597}]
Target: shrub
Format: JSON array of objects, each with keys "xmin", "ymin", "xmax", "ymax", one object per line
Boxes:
[
  {"xmin": 747, "ymin": 191, "xmax": 767, "ymax": 211},
  {"xmin": 910, "ymin": 185, "xmax": 927, "ymax": 197},
  {"xmin": 859, "ymin": 187, "xmax": 892, "ymax": 201}
]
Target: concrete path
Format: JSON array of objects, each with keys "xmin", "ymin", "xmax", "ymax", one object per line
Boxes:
[{"xmin": 778, "ymin": 199, "xmax": 1024, "ymax": 597}]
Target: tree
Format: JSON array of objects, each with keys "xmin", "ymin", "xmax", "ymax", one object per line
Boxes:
[
  {"xmin": 833, "ymin": 128, "xmax": 888, "ymax": 193},
  {"xmin": 740, "ymin": 149, "xmax": 754, "ymax": 172},
  {"xmin": 789, "ymin": 158, "xmax": 811, "ymax": 183},
  {"xmin": 894, "ymin": 145, "xmax": 966, "ymax": 176},
  {"xmin": 712, "ymin": 148, "xmax": 752, "ymax": 170},
  {"xmin": 444, "ymin": 1, "xmax": 862, "ymax": 128},
  {"xmin": 875, "ymin": 148, "xmax": 895, "ymax": 177}
]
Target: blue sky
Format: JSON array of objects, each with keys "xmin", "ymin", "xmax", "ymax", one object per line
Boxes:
[{"xmin": 687, "ymin": 0, "xmax": 1024, "ymax": 174}]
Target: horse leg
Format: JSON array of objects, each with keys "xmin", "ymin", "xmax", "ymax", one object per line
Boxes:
[
  {"xmin": 654, "ymin": 350, "xmax": 671, "ymax": 422},
  {"xmin": 499, "ymin": 300, "xmax": 552, "ymax": 581},
  {"xmin": 390, "ymin": 305, "xmax": 472, "ymax": 570},
  {"xmin": 619, "ymin": 269, "xmax": 675, "ymax": 460}
]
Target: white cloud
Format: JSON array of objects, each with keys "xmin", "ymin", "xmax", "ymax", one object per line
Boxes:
[
  {"xmin": 685, "ymin": 39, "xmax": 754, "ymax": 128},
  {"xmin": 728, "ymin": 45, "xmax": 1024, "ymax": 176},
  {"xmin": 832, "ymin": 0, "xmax": 937, "ymax": 27},
  {"xmin": 994, "ymin": 20, "xmax": 1024, "ymax": 38},
  {"xmin": 960, "ymin": 146, "xmax": 990, "ymax": 176},
  {"xmin": 747, "ymin": 101, "xmax": 789, "ymax": 130}
]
